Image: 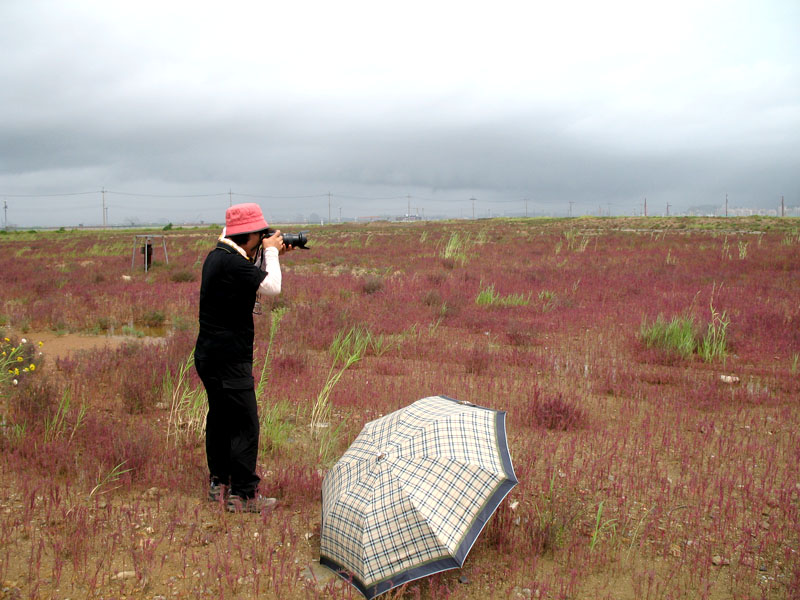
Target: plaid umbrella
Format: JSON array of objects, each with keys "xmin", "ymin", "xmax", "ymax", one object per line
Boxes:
[{"xmin": 320, "ymin": 395, "xmax": 517, "ymax": 599}]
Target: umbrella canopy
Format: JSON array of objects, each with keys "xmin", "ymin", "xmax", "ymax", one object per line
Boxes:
[{"xmin": 320, "ymin": 395, "xmax": 518, "ymax": 599}]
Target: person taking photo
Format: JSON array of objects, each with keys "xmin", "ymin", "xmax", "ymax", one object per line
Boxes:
[{"xmin": 194, "ymin": 202, "xmax": 289, "ymax": 513}]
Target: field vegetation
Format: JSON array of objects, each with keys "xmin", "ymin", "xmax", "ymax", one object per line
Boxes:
[{"xmin": 0, "ymin": 216, "xmax": 798, "ymax": 599}]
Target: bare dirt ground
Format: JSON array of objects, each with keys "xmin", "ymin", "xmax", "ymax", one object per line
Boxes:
[{"xmin": 21, "ymin": 331, "xmax": 166, "ymax": 362}]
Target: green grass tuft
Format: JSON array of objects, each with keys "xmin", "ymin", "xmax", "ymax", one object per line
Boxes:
[
  {"xmin": 639, "ymin": 314, "xmax": 697, "ymax": 359},
  {"xmin": 476, "ymin": 284, "xmax": 531, "ymax": 307}
]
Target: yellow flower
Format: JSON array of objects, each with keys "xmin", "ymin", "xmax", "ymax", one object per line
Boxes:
[
  {"xmin": 17, "ymin": 356, "xmax": 23, "ymax": 362},
  {"xmin": 38, "ymin": 341, "xmax": 44, "ymax": 347},
  {"xmin": 23, "ymin": 368, "xmax": 29, "ymax": 373},
  {"xmin": 29, "ymin": 364, "xmax": 36, "ymax": 371},
  {"xmin": 13, "ymin": 368, "xmax": 19, "ymax": 376},
  {"xmin": 3, "ymin": 337, "xmax": 9, "ymax": 342}
]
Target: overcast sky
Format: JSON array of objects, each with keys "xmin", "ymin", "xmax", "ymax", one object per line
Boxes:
[{"xmin": 1, "ymin": 0, "xmax": 798, "ymax": 226}]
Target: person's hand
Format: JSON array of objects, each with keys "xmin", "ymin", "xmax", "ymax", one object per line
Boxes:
[{"xmin": 262, "ymin": 230, "xmax": 285, "ymax": 253}]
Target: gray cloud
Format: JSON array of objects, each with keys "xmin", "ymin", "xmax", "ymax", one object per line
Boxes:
[{"xmin": 1, "ymin": 0, "xmax": 798, "ymax": 226}]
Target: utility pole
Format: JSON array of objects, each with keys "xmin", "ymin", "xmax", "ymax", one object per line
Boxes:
[
  {"xmin": 3, "ymin": 199, "xmax": 7, "ymax": 231},
  {"xmin": 781, "ymin": 195, "xmax": 785, "ymax": 217},
  {"xmin": 725, "ymin": 193, "xmax": 728, "ymax": 217},
  {"xmin": 644, "ymin": 197, "xmax": 647, "ymax": 217},
  {"xmin": 102, "ymin": 187, "xmax": 107, "ymax": 227},
  {"xmin": 229, "ymin": 189, "xmax": 232, "ymax": 207},
  {"xmin": 328, "ymin": 192, "xmax": 332, "ymax": 223},
  {"xmin": 471, "ymin": 197, "xmax": 476, "ymax": 219},
  {"xmin": 569, "ymin": 201, "xmax": 574, "ymax": 217},
  {"xmin": 407, "ymin": 195, "xmax": 411, "ymax": 219},
  {"xmin": 525, "ymin": 198, "xmax": 528, "ymax": 218},
  {"xmin": 666, "ymin": 202, "xmax": 671, "ymax": 217}
]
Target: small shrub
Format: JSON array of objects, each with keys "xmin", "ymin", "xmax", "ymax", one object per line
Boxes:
[
  {"xmin": 515, "ymin": 386, "xmax": 587, "ymax": 431},
  {"xmin": 171, "ymin": 314, "xmax": 193, "ymax": 332},
  {"xmin": 141, "ymin": 310, "xmax": 166, "ymax": 328},
  {"xmin": 427, "ymin": 272, "xmax": 447, "ymax": 285},
  {"xmin": 170, "ymin": 269, "xmax": 196, "ymax": 283},
  {"xmin": 465, "ymin": 344, "xmax": 492, "ymax": 375},
  {"xmin": 121, "ymin": 324, "xmax": 145, "ymax": 337},
  {"xmin": 121, "ymin": 376, "xmax": 158, "ymax": 414},
  {"xmin": 119, "ymin": 347, "xmax": 162, "ymax": 414},
  {"xmin": 81, "ymin": 416, "xmax": 157, "ymax": 484},
  {"xmin": 422, "ymin": 289, "xmax": 443, "ymax": 307},
  {"xmin": 533, "ymin": 394, "xmax": 587, "ymax": 431},
  {"xmin": 373, "ymin": 357, "xmax": 406, "ymax": 376},
  {"xmin": 265, "ymin": 465, "xmax": 324, "ymax": 505},
  {"xmin": 9, "ymin": 375, "xmax": 59, "ymax": 428},
  {"xmin": 507, "ymin": 323, "xmax": 534, "ymax": 347},
  {"xmin": 362, "ymin": 275, "xmax": 383, "ymax": 295},
  {"xmin": 273, "ymin": 353, "xmax": 307, "ymax": 376}
]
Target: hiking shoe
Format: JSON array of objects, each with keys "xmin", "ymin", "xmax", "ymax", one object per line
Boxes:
[
  {"xmin": 226, "ymin": 495, "xmax": 277, "ymax": 514},
  {"xmin": 208, "ymin": 482, "xmax": 229, "ymax": 502}
]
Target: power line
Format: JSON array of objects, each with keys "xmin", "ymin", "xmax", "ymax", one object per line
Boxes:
[
  {"xmin": 106, "ymin": 190, "xmax": 229, "ymax": 198},
  {"xmin": 233, "ymin": 192, "xmax": 328, "ymax": 200},
  {"xmin": 331, "ymin": 193, "xmax": 408, "ymax": 201},
  {"xmin": 1, "ymin": 191, "xmax": 98, "ymax": 197}
]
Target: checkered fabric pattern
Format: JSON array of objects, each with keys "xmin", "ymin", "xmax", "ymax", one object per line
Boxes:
[{"xmin": 321, "ymin": 396, "xmax": 517, "ymax": 598}]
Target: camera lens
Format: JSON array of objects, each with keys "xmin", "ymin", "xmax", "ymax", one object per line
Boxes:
[{"xmin": 283, "ymin": 232, "xmax": 309, "ymax": 249}]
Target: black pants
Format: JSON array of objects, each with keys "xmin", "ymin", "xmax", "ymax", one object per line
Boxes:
[{"xmin": 195, "ymin": 359, "xmax": 260, "ymax": 499}]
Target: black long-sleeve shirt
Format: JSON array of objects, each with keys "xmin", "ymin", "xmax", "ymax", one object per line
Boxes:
[{"xmin": 195, "ymin": 240, "xmax": 280, "ymax": 363}]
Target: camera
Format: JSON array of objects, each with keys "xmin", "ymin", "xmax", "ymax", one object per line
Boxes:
[{"xmin": 261, "ymin": 228, "xmax": 310, "ymax": 250}]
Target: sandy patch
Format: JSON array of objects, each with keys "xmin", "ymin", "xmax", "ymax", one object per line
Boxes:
[{"xmin": 21, "ymin": 331, "xmax": 166, "ymax": 361}]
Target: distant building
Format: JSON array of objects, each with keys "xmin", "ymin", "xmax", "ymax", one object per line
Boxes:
[{"xmin": 729, "ymin": 207, "xmax": 779, "ymax": 217}]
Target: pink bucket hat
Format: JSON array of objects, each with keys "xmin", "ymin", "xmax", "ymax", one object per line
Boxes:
[{"xmin": 225, "ymin": 203, "xmax": 268, "ymax": 235}]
